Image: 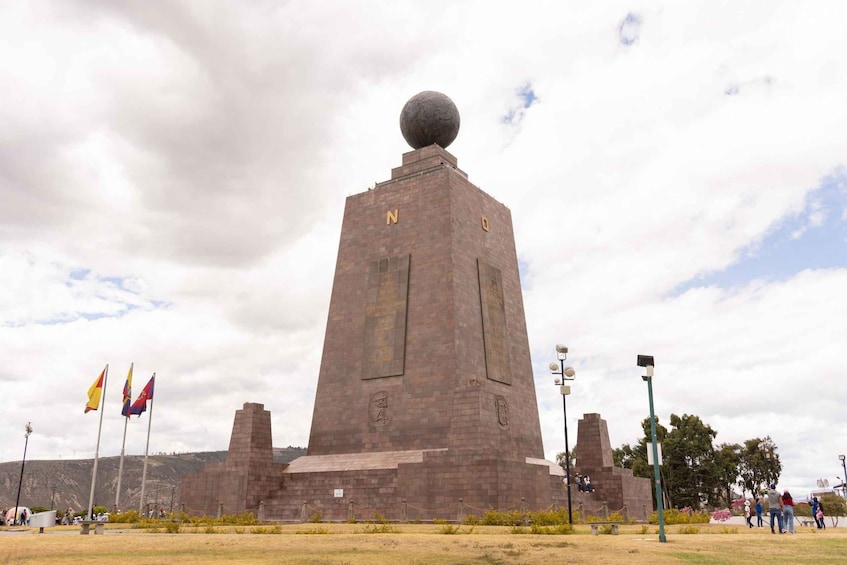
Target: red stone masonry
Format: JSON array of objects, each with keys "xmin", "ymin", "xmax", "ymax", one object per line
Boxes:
[{"xmin": 308, "ymin": 144, "xmax": 544, "ymax": 461}]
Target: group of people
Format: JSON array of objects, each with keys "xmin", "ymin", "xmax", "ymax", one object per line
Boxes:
[
  {"xmin": 1, "ymin": 507, "xmax": 30, "ymax": 526},
  {"xmin": 743, "ymin": 484, "xmax": 827, "ymax": 533},
  {"xmin": 743, "ymin": 497, "xmax": 764, "ymax": 528},
  {"xmin": 575, "ymin": 474, "xmax": 593, "ymax": 493}
]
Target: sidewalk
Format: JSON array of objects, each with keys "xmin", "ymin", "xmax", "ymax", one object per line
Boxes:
[{"xmin": 711, "ymin": 515, "xmax": 844, "ymax": 528}]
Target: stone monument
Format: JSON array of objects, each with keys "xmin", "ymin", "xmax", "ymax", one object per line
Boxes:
[{"xmin": 181, "ymin": 92, "xmax": 651, "ymax": 521}]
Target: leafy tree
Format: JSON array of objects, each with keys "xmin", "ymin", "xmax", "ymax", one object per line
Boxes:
[
  {"xmin": 613, "ymin": 416, "xmax": 668, "ymax": 506},
  {"xmin": 819, "ymin": 493, "xmax": 846, "ymax": 527},
  {"xmin": 737, "ymin": 436, "xmax": 781, "ymax": 497},
  {"xmin": 714, "ymin": 443, "xmax": 742, "ymax": 506},
  {"xmin": 615, "ymin": 415, "xmax": 782, "ymax": 511},
  {"xmin": 555, "ymin": 445, "xmax": 577, "ymax": 471},
  {"xmin": 662, "ymin": 414, "xmax": 719, "ymax": 509}
]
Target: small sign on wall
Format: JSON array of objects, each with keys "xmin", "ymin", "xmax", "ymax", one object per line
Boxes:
[{"xmin": 334, "ymin": 489, "xmax": 344, "ymax": 498}]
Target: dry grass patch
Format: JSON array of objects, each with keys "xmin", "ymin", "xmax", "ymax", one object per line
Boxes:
[{"xmin": 1, "ymin": 523, "xmax": 846, "ymax": 564}]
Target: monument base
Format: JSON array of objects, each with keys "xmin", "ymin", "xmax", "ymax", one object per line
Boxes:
[
  {"xmin": 265, "ymin": 449, "xmax": 564, "ymax": 522},
  {"xmin": 180, "ymin": 404, "xmax": 659, "ymax": 523}
]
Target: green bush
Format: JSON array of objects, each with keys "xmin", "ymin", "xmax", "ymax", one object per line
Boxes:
[
  {"xmin": 649, "ymin": 508, "xmax": 710, "ymax": 525},
  {"xmin": 482, "ymin": 509, "xmax": 526, "ymax": 526},
  {"xmin": 463, "ymin": 514, "xmax": 481, "ymax": 525},
  {"xmin": 164, "ymin": 520, "xmax": 181, "ymax": 534},
  {"xmin": 528, "ymin": 508, "xmax": 571, "ymax": 525},
  {"xmin": 529, "ymin": 523, "xmax": 573, "ymax": 535},
  {"xmin": 109, "ymin": 510, "xmax": 141, "ymax": 523}
]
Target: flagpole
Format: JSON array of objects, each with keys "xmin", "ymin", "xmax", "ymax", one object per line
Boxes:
[
  {"xmin": 115, "ymin": 413, "xmax": 129, "ymax": 512},
  {"xmin": 115, "ymin": 363, "xmax": 133, "ymax": 513},
  {"xmin": 138, "ymin": 372, "xmax": 155, "ymax": 515},
  {"xmin": 87, "ymin": 364, "xmax": 108, "ymax": 520}
]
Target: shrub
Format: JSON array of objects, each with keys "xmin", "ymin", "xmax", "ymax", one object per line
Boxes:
[
  {"xmin": 164, "ymin": 520, "xmax": 181, "ymax": 534},
  {"xmin": 251, "ymin": 525, "xmax": 282, "ymax": 534},
  {"xmin": 295, "ymin": 527, "xmax": 329, "ymax": 534},
  {"xmin": 649, "ymin": 508, "xmax": 710, "ymax": 525},
  {"xmin": 361, "ymin": 522, "xmax": 397, "ymax": 534},
  {"xmin": 439, "ymin": 524, "xmax": 460, "ymax": 534},
  {"xmin": 464, "ymin": 514, "xmax": 481, "ymax": 526},
  {"xmin": 109, "ymin": 510, "xmax": 141, "ymax": 523},
  {"xmin": 677, "ymin": 525, "xmax": 699, "ymax": 534},
  {"xmin": 530, "ymin": 523, "xmax": 573, "ymax": 535},
  {"xmin": 482, "ymin": 509, "xmax": 526, "ymax": 526},
  {"xmin": 710, "ymin": 509, "xmax": 732, "ymax": 522},
  {"xmin": 528, "ymin": 508, "xmax": 570, "ymax": 525},
  {"xmin": 219, "ymin": 512, "xmax": 257, "ymax": 526}
]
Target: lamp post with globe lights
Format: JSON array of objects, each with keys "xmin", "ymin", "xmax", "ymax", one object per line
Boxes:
[
  {"xmin": 638, "ymin": 355, "xmax": 666, "ymax": 543},
  {"xmin": 13, "ymin": 422, "xmax": 33, "ymax": 526},
  {"xmin": 550, "ymin": 344, "xmax": 576, "ymax": 525}
]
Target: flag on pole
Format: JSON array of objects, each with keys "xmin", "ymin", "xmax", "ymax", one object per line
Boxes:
[
  {"xmin": 130, "ymin": 375, "xmax": 155, "ymax": 416},
  {"xmin": 121, "ymin": 363, "xmax": 134, "ymax": 417},
  {"xmin": 85, "ymin": 368, "xmax": 106, "ymax": 413}
]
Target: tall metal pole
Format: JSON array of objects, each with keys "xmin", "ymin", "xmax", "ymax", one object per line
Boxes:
[
  {"xmin": 562, "ymin": 393, "xmax": 572, "ymax": 525},
  {"xmin": 551, "ymin": 345, "xmax": 574, "ymax": 526},
  {"xmin": 840, "ymin": 455, "xmax": 847, "ymax": 498},
  {"xmin": 646, "ymin": 376, "xmax": 666, "ymax": 542},
  {"xmin": 14, "ymin": 422, "xmax": 33, "ymax": 526}
]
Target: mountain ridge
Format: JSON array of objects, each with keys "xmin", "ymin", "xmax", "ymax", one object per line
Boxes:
[{"xmin": 0, "ymin": 447, "xmax": 306, "ymax": 514}]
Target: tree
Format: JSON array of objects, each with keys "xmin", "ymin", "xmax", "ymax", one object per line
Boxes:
[
  {"xmin": 714, "ymin": 443, "xmax": 742, "ymax": 506},
  {"xmin": 662, "ymin": 414, "xmax": 720, "ymax": 509},
  {"xmin": 737, "ymin": 436, "xmax": 782, "ymax": 497},
  {"xmin": 555, "ymin": 445, "xmax": 577, "ymax": 471},
  {"xmin": 613, "ymin": 416, "xmax": 668, "ymax": 506},
  {"xmin": 615, "ymin": 416, "xmax": 782, "ymax": 510}
]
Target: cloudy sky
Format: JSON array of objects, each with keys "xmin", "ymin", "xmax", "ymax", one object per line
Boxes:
[{"xmin": 2, "ymin": 1, "xmax": 845, "ymax": 499}]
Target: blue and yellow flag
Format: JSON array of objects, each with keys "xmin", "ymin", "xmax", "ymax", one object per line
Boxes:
[{"xmin": 120, "ymin": 363, "xmax": 133, "ymax": 417}]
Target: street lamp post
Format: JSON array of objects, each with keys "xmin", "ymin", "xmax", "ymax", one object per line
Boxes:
[
  {"xmin": 14, "ymin": 422, "xmax": 33, "ymax": 526},
  {"xmin": 549, "ymin": 344, "xmax": 576, "ymax": 525},
  {"xmin": 839, "ymin": 455, "xmax": 847, "ymax": 498},
  {"xmin": 637, "ymin": 355, "xmax": 666, "ymax": 543}
]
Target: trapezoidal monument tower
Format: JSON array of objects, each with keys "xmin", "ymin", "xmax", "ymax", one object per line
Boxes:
[{"xmin": 271, "ymin": 91, "xmax": 563, "ymax": 520}]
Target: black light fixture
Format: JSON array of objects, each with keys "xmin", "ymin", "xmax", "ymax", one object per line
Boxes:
[{"xmin": 550, "ymin": 344, "xmax": 575, "ymax": 525}]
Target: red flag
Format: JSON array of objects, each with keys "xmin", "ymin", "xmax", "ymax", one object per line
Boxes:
[{"xmin": 129, "ymin": 375, "xmax": 155, "ymax": 416}]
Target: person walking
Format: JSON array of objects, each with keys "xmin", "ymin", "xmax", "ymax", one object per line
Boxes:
[
  {"xmin": 744, "ymin": 500, "xmax": 753, "ymax": 528},
  {"xmin": 816, "ymin": 500, "xmax": 826, "ymax": 529},
  {"xmin": 811, "ymin": 497, "xmax": 819, "ymax": 528},
  {"xmin": 755, "ymin": 497, "xmax": 764, "ymax": 527},
  {"xmin": 766, "ymin": 483, "xmax": 784, "ymax": 534},
  {"xmin": 781, "ymin": 490, "xmax": 795, "ymax": 534}
]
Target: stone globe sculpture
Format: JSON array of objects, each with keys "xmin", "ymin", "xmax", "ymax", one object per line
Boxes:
[{"xmin": 399, "ymin": 91, "xmax": 460, "ymax": 149}]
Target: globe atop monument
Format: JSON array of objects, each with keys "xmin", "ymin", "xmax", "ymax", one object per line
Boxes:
[{"xmin": 399, "ymin": 91, "xmax": 460, "ymax": 149}]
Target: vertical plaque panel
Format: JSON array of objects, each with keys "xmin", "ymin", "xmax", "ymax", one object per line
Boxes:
[
  {"xmin": 362, "ymin": 254, "xmax": 410, "ymax": 379},
  {"xmin": 478, "ymin": 259, "xmax": 512, "ymax": 384}
]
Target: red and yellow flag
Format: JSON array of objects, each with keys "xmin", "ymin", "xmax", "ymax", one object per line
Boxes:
[{"xmin": 85, "ymin": 368, "xmax": 106, "ymax": 413}]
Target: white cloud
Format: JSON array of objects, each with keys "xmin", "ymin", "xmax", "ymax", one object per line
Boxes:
[{"xmin": 1, "ymin": 1, "xmax": 846, "ymax": 501}]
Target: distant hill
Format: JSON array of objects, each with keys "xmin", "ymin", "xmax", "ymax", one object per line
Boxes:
[{"xmin": 0, "ymin": 447, "xmax": 306, "ymax": 513}]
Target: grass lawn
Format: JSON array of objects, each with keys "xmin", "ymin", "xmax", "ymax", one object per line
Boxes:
[{"xmin": 2, "ymin": 522, "xmax": 845, "ymax": 564}]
